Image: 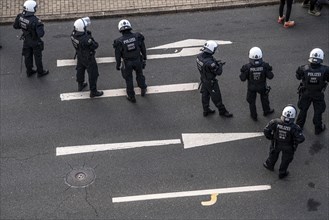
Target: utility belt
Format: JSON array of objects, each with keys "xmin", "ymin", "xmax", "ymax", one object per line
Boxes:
[
  {"xmin": 77, "ymin": 50, "xmax": 95, "ymax": 59},
  {"xmin": 199, "ymin": 78, "xmax": 217, "ymax": 89},
  {"xmin": 298, "ymin": 83, "xmax": 327, "ymax": 95},
  {"xmin": 123, "ymin": 57, "xmax": 140, "ymax": 62}
]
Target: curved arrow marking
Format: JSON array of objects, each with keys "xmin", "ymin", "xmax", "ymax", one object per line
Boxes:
[
  {"xmin": 148, "ymin": 39, "xmax": 232, "ymax": 50},
  {"xmin": 57, "ymin": 39, "xmax": 233, "ymax": 67},
  {"xmin": 201, "ymin": 193, "xmax": 219, "ymax": 206}
]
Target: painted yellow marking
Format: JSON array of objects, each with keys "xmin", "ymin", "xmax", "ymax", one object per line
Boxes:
[{"xmin": 201, "ymin": 193, "xmax": 219, "ymax": 206}]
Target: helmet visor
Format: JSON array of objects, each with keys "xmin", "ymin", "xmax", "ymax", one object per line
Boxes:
[{"xmin": 81, "ymin": 17, "xmax": 91, "ymax": 27}]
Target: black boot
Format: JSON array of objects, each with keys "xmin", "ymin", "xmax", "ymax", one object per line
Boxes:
[
  {"xmin": 126, "ymin": 96, "xmax": 136, "ymax": 103},
  {"xmin": 90, "ymin": 90, "xmax": 104, "ymax": 98},
  {"xmin": 264, "ymin": 109, "xmax": 274, "ymax": 116},
  {"xmin": 279, "ymin": 171, "xmax": 289, "ymax": 179},
  {"xmin": 27, "ymin": 69, "xmax": 37, "ymax": 77},
  {"xmin": 315, "ymin": 124, "xmax": 326, "ymax": 135},
  {"xmin": 78, "ymin": 82, "xmax": 88, "ymax": 91},
  {"xmin": 251, "ymin": 115, "xmax": 258, "ymax": 121},
  {"xmin": 203, "ymin": 108, "xmax": 216, "ymax": 117},
  {"xmin": 263, "ymin": 162, "xmax": 274, "ymax": 171},
  {"xmin": 37, "ymin": 70, "xmax": 49, "ymax": 77},
  {"xmin": 220, "ymin": 111, "xmax": 233, "ymax": 118},
  {"xmin": 141, "ymin": 88, "xmax": 147, "ymax": 97}
]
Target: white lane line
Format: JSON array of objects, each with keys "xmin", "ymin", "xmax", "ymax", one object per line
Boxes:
[
  {"xmin": 56, "ymin": 139, "xmax": 181, "ymax": 156},
  {"xmin": 60, "ymin": 82, "xmax": 199, "ymax": 101},
  {"xmin": 112, "ymin": 185, "xmax": 271, "ymax": 203}
]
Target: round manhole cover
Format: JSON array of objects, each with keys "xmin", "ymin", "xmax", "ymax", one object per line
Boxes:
[{"xmin": 65, "ymin": 167, "xmax": 95, "ymax": 188}]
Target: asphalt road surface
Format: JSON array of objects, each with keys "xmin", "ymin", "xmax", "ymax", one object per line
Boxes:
[{"xmin": 1, "ymin": 4, "xmax": 328, "ymax": 219}]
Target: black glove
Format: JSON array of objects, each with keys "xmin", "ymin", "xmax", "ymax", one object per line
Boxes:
[
  {"xmin": 116, "ymin": 65, "xmax": 121, "ymax": 71},
  {"xmin": 86, "ymin": 30, "xmax": 92, "ymax": 35},
  {"xmin": 142, "ymin": 60, "xmax": 146, "ymax": 69}
]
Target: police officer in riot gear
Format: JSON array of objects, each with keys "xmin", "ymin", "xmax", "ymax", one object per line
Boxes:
[
  {"xmin": 240, "ymin": 47, "xmax": 274, "ymax": 121},
  {"xmin": 196, "ymin": 40, "xmax": 233, "ymax": 117},
  {"xmin": 113, "ymin": 19, "xmax": 147, "ymax": 103},
  {"xmin": 13, "ymin": 0, "xmax": 49, "ymax": 77},
  {"xmin": 71, "ymin": 17, "xmax": 103, "ymax": 98},
  {"xmin": 263, "ymin": 105, "xmax": 305, "ymax": 179},
  {"xmin": 296, "ymin": 48, "xmax": 329, "ymax": 135}
]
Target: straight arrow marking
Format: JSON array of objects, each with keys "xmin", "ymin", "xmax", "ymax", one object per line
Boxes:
[
  {"xmin": 182, "ymin": 132, "xmax": 264, "ymax": 149},
  {"xmin": 56, "ymin": 139, "xmax": 181, "ymax": 156},
  {"xmin": 112, "ymin": 185, "xmax": 271, "ymax": 203},
  {"xmin": 60, "ymin": 82, "xmax": 199, "ymax": 101},
  {"xmin": 56, "ymin": 132, "xmax": 264, "ymax": 156}
]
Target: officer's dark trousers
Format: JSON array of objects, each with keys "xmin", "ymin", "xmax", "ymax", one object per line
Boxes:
[
  {"xmin": 247, "ymin": 90, "xmax": 271, "ymax": 118},
  {"xmin": 23, "ymin": 40, "xmax": 44, "ymax": 75},
  {"xmin": 201, "ymin": 80, "xmax": 227, "ymax": 113},
  {"xmin": 76, "ymin": 56, "xmax": 99, "ymax": 92},
  {"xmin": 121, "ymin": 59, "xmax": 147, "ymax": 98},
  {"xmin": 265, "ymin": 143, "xmax": 294, "ymax": 175},
  {"xmin": 303, "ymin": 0, "xmax": 317, "ymax": 10},
  {"xmin": 297, "ymin": 92, "xmax": 326, "ymax": 132}
]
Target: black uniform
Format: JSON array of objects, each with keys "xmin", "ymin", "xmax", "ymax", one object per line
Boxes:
[
  {"xmin": 263, "ymin": 118, "xmax": 305, "ymax": 178},
  {"xmin": 113, "ymin": 30, "xmax": 147, "ymax": 100},
  {"xmin": 13, "ymin": 11, "xmax": 48, "ymax": 77},
  {"xmin": 296, "ymin": 63, "xmax": 329, "ymax": 134},
  {"xmin": 240, "ymin": 61, "xmax": 274, "ymax": 120},
  {"xmin": 196, "ymin": 52, "xmax": 232, "ymax": 116},
  {"xmin": 71, "ymin": 30, "xmax": 100, "ymax": 94}
]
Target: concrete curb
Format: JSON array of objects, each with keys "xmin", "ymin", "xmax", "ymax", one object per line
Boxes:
[{"xmin": 0, "ymin": 0, "xmax": 279, "ymax": 24}]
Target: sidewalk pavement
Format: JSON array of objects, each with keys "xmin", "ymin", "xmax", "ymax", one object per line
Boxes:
[{"xmin": 0, "ymin": 0, "xmax": 283, "ymax": 24}]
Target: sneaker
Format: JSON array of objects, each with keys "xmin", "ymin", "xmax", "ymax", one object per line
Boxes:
[
  {"xmin": 277, "ymin": 16, "xmax": 285, "ymax": 24},
  {"xmin": 315, "ymin": 124, "xmax": 326, "ymax": 135},
  {"xmin": 308, "ymin": 9, "xmax": 321, "ymax": 16},
  {"xmin": 284, "ymin": 21, "xmax": 295, "ymax": 28},
  {"xmin": 203, "ymin": 109, "xmax": 216, "ymax": 117},
  {"xmin": 141, "ymin": 88, "xmax": 147, "ymax": 97},
  {"xmin": 302, "ymin": 2, "xmax": 310, "ymax": 8},
  {"xmin": 263, "ymin": 162, "xmax": 274, "ymax": 171},
  {"xmin": 78, "ymin": 82, "xmax": 88, "ymax": 91},
  {"xmin": 90, "ymin": 90, "xmax": 104, "ymax": 98},
  {"xmin": 251, "ymin": 115, "xmax": 258, "ymax": 121},
  {"xmin": 37, "ymin": 70, "xmax": 49, "ymax": 77},
  {"xmin": 264, "ymin": 109, "xmax": 274, "ymax": 116},
  {"xmin": 219, "ymin": 111, "xmax": 233, "ymax": 118},
  {"xmin": 27, "ymin": 69, "xmax": 37, "ymax": 77},
  {"xmin": 126, "ymin": 96, "xmax": 136, "ymax": 103},
  {"xmin": 279, "ymin": 171, "xmax": 289, "ymax": 179}
]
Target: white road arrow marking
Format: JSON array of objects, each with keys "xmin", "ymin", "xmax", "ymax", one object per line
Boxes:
[
  {"xmin": 57, "ymin": 39, "xmax": 233, "ymax": 67},
  {"xmin": 112, "ymin": 185, "xmax": 271, "ymax": 203},
  {"xmin": 56, "ymin": 132, "xmax": 263, "ymax": 156},
  {"xmin": 56, "ymin": 139, "xmax": 181, "ymax": 156},
  {"xmin": 182, "ymin": 132, "xmax": 264, "ymax": 149},
  {"xmin": 60, "ymin": 82, "xmax": 199, "ymax": 101},
  {"xmin": 57, "ymin": 48, "xmax": 202, "ymax": 67},
  {"xmin": 148, "ymin": 39, "xmax": 232, "ymax": 50}
]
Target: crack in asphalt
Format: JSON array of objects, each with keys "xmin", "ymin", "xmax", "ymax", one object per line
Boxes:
[
  {"xmin": 50, "ymin": 194, "xmax": 72, "ymax": 217},
  {"xmin": 85, "ymin": 188, "xmax": 99, "ymax": 217}
]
